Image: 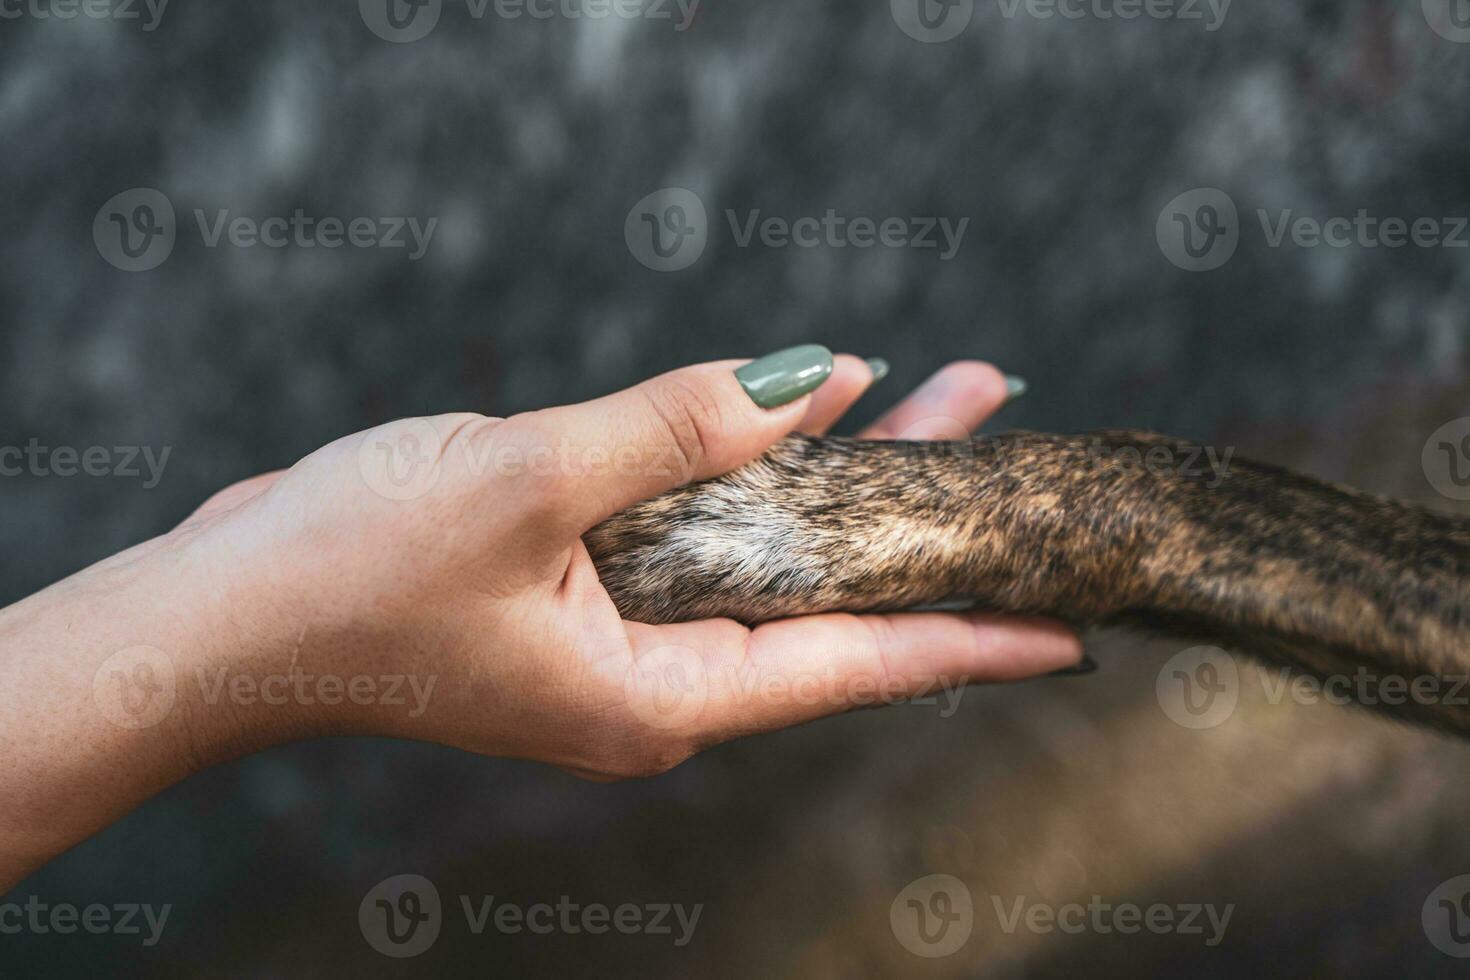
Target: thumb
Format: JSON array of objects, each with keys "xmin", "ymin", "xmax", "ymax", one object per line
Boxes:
[{"xmin": 495, "ymin": 345, "xmax": 834, "ymax": 542}]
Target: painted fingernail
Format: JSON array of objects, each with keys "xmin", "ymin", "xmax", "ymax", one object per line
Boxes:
[
  {"xmin": 735, "ymin": 344, "xmax": 834, "ymax": 409},
  {"xmin": 865, "ymin": 357, "xmax": 890, "ymax": 383},
  {"xmin": 1047, "ymin": 654, "xmax": 1097, "ymax": 677},
  {"xmin": 1004, "ymin": 375, "xmax": 1028, "ymax": 403}
]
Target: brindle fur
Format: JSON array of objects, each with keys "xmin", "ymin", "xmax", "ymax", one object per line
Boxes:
[{"xmin": 587, "ymin": 431, "xmax": 1470, "ymax": 735}]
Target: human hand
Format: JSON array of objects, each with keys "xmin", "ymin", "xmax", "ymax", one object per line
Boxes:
[
  {"xmin": 173, "ymin": 347, "xmax": 1082, "ymax": 779},
  {"xmin": 0, "ymin": 348, "xmax": 1081, "ymax": 886}
]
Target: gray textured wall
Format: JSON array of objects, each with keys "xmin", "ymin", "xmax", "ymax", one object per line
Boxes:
[{"xmin": 2, "ymin": 0, "xmax": 1468, "ymax": 976}]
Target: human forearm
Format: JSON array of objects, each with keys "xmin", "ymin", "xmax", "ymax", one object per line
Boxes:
[{"xmin": 0, "ymin": 527, "xmax": 302, "ymax": 890}]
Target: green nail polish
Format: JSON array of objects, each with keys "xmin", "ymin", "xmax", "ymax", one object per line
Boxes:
[
  {"xmin": 1004, "ymin": 375, "xmax": 1028, "ymax": 402},
  {"xmin": 735, "ymin": 344, "xmax": 834, "ymax": 409},
  {"xmin": 865, "ymin": 357, "xmax": 890, "ymax": 383},
  {"xmin": 1047, "ymin": 654, "xmax": 1098, "ymax": 677}
]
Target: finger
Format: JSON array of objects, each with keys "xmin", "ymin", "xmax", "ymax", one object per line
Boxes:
[
  {"xmin": 620, "ymin": 612, "xmax": 1083, "ymax": 744},
  {"xmin": 491, "ymin": 346, "xmax": 834, "ymax": 542},
  {"xmin": 795, "ymin": 354, "xmax": 882, "ymax": 435},
  {"xmin": 860, "ymin": 361, "xmax": 1015, "ymax": 440}
]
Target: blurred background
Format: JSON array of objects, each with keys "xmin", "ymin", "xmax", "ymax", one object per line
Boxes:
[{"xmin": 3, "ymin": 0, "xmax": 1470, "ymax": 975}]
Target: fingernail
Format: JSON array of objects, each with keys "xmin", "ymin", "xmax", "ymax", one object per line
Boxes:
[
  {"xmin": 1004, "ymin": 375, "xmax": 1028, "ymax": 403},
  {"xmin": 865, "ymin": 357, "xmax": 890, "ymax": 383},
  {"xmin": 735, "ymin": 344, "xmax": 834, "ymax": 409},
  {"xmin": 1047, "ymin": 654, "xmax": 1097, "ymax": 677}
]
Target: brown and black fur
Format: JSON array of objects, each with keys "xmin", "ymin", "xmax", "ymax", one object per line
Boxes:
[{"xmin": 587, "ymin": 431, "xmax": 1470, "ymax": 735}]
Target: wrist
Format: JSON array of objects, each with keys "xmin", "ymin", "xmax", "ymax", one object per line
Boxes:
[
  {"xmin": 162, "ymin": 511, "xmax": 448, "ymax": 749},
  {"xmin": 153, "ymin": 520, "xmax": 336, "ymax": 762},
  {"xmin": 0, "ymin": 525, "xmax": 316, "ymax": 884}
]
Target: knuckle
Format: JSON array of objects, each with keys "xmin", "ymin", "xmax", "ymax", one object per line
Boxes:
[
  {"xmin": 430, "ymin": 413, "xmax": 503, "ymax": 477},
  {"xmin": 370, "ymin": 412, "xmax": 496, "ymax": 474},
  {"xmin": 860, "ymin": 615, "xmax": 902, "ymax": 686},
  {"xmin": 641, "ymin": 377, "xmax": 724, "ymax": 479},
  {"xmin": 437, "ymin": 411, "xmax": 502, "ymax": 451}
]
